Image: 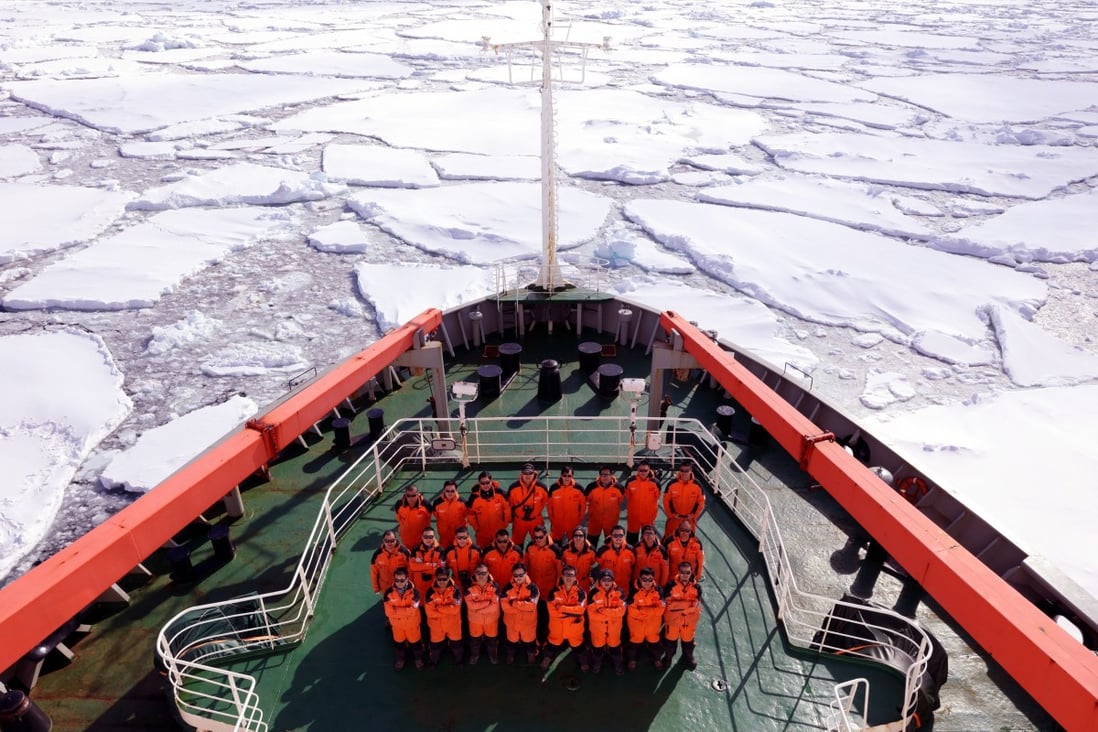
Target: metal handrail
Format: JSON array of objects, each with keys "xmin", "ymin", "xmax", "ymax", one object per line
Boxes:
[{"xmin": 156, "ymin": 415, "xmax": 930, "ymax": 732}]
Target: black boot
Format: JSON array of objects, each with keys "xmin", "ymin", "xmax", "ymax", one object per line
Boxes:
[
  {"xmin": 661, "ymin": 638, "xmax": 678, "ymax": 667},
  {"xmin": 610, "ymin": 645, "xmax": 624, "ymax": 676},
  {"xmin": 505, "ymin": 640, "xmax": 516, "ymax": 665},
  {"xmin": 451, "ymin": 639, "xmax": 465, "ymax": 666},
  {"xmin": 429, "ymin": 641, "xmax": 444, "ymax": 667},
  {"xmin": 625, "ymin": 642, "xmax": 640, "ymax": 672},
  {"xmin": 576, "ymin": 645, "xmax": 591, "ymax": 673},
  {"xmin": 649, "ymin": 641, "xmax": 665, "ymax": 670},
  {"xmin": 412, "ymin": 642, "xmax": 425, "ymax": 671},
  {"xmin": 682, "ymin": 640, "xmax": 697, "ymax": 670},
  {"xmin": 590, "ymin": 645, "xmax": 604, "ymax": 674},
  {"xmin": 468, "ymin": 636, "xmax": 482, "ymax": 665},
  {"xmin": 487, "ymin": 637, "xmax": 500, "ymax": 665},
  {"xmin": 525, "ymin": 641, "xmax": 538, "ymax": 665},
  {"xmin": 393, "ymin": 640, "xmax": 408, "ymax": 671},
  {"xmin": 540, "ymin": 642, "xmax": 561, "ymax": 670}
]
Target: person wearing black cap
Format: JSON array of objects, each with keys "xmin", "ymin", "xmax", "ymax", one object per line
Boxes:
[
  {"xmin": 586, "ymin": 569, "xmax": 626, "ymax": 675},
  {"xmin": 507, "ymin": 463, "xmax": 549, "ymax": 546}
]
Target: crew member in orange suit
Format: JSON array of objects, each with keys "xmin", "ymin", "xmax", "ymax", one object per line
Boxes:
[
  {"xmin": 524, "ymin": 526, "xmax": 562, "ymax": 598},
  {"xmin": 623, "ymin": 461, "xmax": 661, "ymax": 544},
  {"xmin": 585, "ymin": 466, "xmax": 624, "ymax": 548},
  {"xmin": 595, "ymin": 526, "xmax": 636, "ymax": 590},
  {"xmin": 424, "ymin": 567, "xmax": 463, "ymax": 666},
  {"xmin": 500, "ymin": 563, "xmax": 540, "ymax": 664},
  {"xmin": 444, "ymin": 527, "xmax": 482, "ymax": 587},
  {"xmin": 371, "ymin": 530, "xmax": 411, "ymax": 595},
  {"xmin": 409, "ymin": 527, "xmax": 445, "ymax": 598},
  {"xmin": 394, "ymin": 485, "xmax": 432, "ymax": 550},
  {"xmin": 483, "ymin": 528, "xmax": 522, "ymax": 585},
  {"xmin": 547, "ymin": 466, "xmax": 587, "ymax": 543},
  {"xmin": 539, "ymin": 565, "xmax": 587, "ymax": 670},
  {"xmin": 561, "ymin": 527, "xmax": 597, "ymax": 592},
  {"xmin": 661, "ymin": 562, "xmax": 703, "ymax": 670},
  {"xmin": 664, "ymin": 520, "xmax": 705, "ymax": 580},
  {"xmin": 524, "ymin": 525, "xmax": 561, "ymax": 642},
  {"xmin": 626, "ymin": 567, "xmax": 665, "ymax": 670},
  {"xmin": 507, "ymin": 463, "xmax": 549, "ymax": 545},
  {"xmin": 432, "ymin": 479, "xmax": 468, "ymax": 548},
  {"xmin": 383, "ymin": 567, "xmax": 424, "ymax": 671},
  {"xmin": 586, "ymin": 569, "xmax": 626, "ymax": 674},
  {"xmin": 465, "ymin": 563, "xmax": 502, "ymax": 665},
  {"xmin": 662, "ymin": 462, "xmax": 705, "ymax": 538},
  {"xmin": 632, "ymin": 524, "xmax": 669, "ymax": 588},
  {"xmin": 467, "ymin": 472, "xmax": 510, "ymax": 550}
]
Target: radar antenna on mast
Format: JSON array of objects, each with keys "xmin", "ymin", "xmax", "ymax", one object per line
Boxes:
[{"xmin": 482, "ymin": 1, "xmax": 610, "ymax": 293}]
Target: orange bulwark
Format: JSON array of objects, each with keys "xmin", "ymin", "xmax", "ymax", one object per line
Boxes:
[
  {"xmin": 660, "ymin": 310, "xmax": 1098, "ymax": 732},
  {"xmin": 0, "ymin": 309, "xmax": 443, "ymax": 675}
]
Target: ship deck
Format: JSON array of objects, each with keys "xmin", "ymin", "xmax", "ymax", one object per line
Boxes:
[{"xmin": 25, "ymin": 317, "xmax": 977, "ymax": 731}]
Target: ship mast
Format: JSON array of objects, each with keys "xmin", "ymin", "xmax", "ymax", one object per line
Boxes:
[{"xmin": 484, "ymin": 1, "xmax": 609, "ymax": 293}]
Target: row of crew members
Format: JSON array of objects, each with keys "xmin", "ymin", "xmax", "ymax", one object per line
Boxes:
[
  {"xmin": 392, "ymin": 461, "xmax": 705, "ymax": 551},
  {"xmin": 382, "ymin": 562, "xmax": 702, "ymax": 673},
  {"xmin": 371, "ymin": 522, "xmax": 704, "ymax": 601}
]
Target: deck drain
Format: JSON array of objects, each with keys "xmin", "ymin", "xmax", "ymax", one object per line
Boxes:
[{"xmin": 710, "ymin": 678, "xmax": 729, "ymax": 693}]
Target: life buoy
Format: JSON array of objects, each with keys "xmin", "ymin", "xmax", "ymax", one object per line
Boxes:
[{"xmin": 896, "ymin": 476, "xmax": 929, "ymax": 504}]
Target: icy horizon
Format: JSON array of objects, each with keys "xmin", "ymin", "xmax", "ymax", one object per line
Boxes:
[{"xmin": 1, "ymin": 0, "xmax": 1097, "ymax": 619}]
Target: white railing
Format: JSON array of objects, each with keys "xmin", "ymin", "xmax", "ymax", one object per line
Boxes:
[
  {"xmin": 827, "ymin": 678, "xmax": 871, "ymax": 732},
  {"xmin": 156, "ymin": 416, "xmax": 930, "ymax": 732},
  {"xmin": 491, "ymin": 255, "xmax": 611, "ymax": 295}
]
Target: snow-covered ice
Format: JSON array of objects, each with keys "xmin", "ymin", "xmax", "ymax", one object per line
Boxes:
[{"xmin": 1, "ymin": 0, "xmax": 1097, "ymax": 632}]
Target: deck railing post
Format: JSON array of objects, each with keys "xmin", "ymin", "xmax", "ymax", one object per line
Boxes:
[{"xmin": 297, "ymin": 564, "xmax": 314, "ymax": 617}]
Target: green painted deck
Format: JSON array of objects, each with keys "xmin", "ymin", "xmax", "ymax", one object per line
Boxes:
[{"xmin": 28, "ymin": 324, "xmax": 906, "ymax": 731}]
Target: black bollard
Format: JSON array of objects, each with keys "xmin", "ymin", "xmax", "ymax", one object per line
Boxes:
[
  {"xmin": 537, "ymin": 359, "xmax": 562, "ymax": 402},
  {"xmin": 208, "ymin": 525, "xmax": 236, "ymax": 562},
  {"xmin": 499, "ymin": 342, "xmax": 522, "ymax": 382},
  {"xmin": 715, "ymin": 405, "xmax": 735, "ymax": 437},
  {"xmin": 578, "ymin": 341, "xmax": 602, "ymax": 374},
  {"xmin": 367, "ymin": 408, "xmax": 385, "ymax": 439},
  {"xmin": 331, "ymin": 417, "xmax": 351, "ymax": 449},
  {"xmin": 597, "ymin": 363, "xmax": 622, "ymax": 398},
  {"xmin": 166, "ymin": 546, "xmax": 195, "ymax": 582},
  {"xmin": 0, "ymin": 690, "xmax": 52, "ymax": 732}
]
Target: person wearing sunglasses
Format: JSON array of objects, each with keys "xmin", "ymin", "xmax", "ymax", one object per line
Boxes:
[
  {"xmin": 500, "ymin": 563, "xmax": 540, "ymax": 664},
  {"xmin": 661, "ymin": 562, "xmax": 702, "ymax": 670},
  {"xmin": 623, "ymin": 461, "xmax": 660, "ymax": 545},
  {"xmin": 371, "ymin": 529, "xmax": 411, "ymax": 596},
  {"xmin": 467, "ymin": 472, "xmax": 510, "ymax": 550},
  {"xmin": 465, "ymin": 563, "xmax": 501, "ymax": 665},
  {"xmin": 662, "ymin": 462, "xmax": 705, "ymax": 538},
  {"xmin": 394, "ymin": 485, "xmax": 432, "ymax": 551},
  {"xmin": 665, "ymin": 520, "xmax": 704, "ymax": 580},
  {"xmin": 626, "ymin": 567, "xmax": 666, "ymax": 671},
  {"xmin": 561, "ymin": 528, "xmax": 596, "ymax": 593},
  {"xmin": 524, "ymin": 526, "xmax": 561, "ymax": 643},
  {"xmin": 539, "ymin": 565, "xmax": 586, "ymax": 671},
  {"xmin": 483, "ymin": 528, "xmax": 521, "ymax": 586},
  {"xmin": 586, "ymin": 569, "xmax": 626, "ymax": 675},
  {"xmin": 424, "ymin": 567, "xmax": 464, "ymax": 667},
  {"xmin": 585, "ymin": 466, "xmax": 624, "ymax": 549},
  {"xmin": 409, "ymin": 527, "xmax": 444, "ymax": 597},
  {"xmin": 594, "ymin": 526, "xmax": 636, "ymax": 591},
  {"xmin": 444, "ymin": 527, "xmax": 482, "ymax": 588},
  {"xmin": 632, "ymin": 524, "xmax": 669, "ymax": 589},
  {"xmin": 432, "ymin": 479, "xmax": 468, "ymax": 548},
  {"xmin": 383, "ymin": 567, "xmax": 425, "ymax": 671},
  {"xmin": 507, "ymin": 463, "xmax": 549, "ymax": 546},
  {"xmin": 547, "ymin": 466, "xmax": 587, "ymax": 543}
]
